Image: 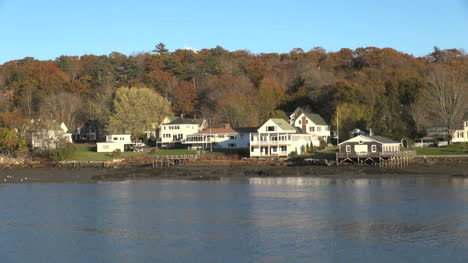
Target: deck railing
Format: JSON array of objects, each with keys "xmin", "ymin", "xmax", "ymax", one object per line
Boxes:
[{"xmin": 336, "ymin": 150, "xmax": 416, "ymax": 159}]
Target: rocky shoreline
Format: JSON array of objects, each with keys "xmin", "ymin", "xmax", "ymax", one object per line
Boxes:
[{"xmin": 0, "ymin": 161, "xmax": 467, "ymax": 185}]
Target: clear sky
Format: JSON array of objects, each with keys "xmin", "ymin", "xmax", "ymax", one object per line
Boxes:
[{"xmin": 1, "ymin": 0, "xmax": 467, "ymax": 63}]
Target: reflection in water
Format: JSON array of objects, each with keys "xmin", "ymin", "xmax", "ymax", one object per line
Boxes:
[{"xmin": 0, "ymin": 176, "xmax": 467, "ymax": 262}]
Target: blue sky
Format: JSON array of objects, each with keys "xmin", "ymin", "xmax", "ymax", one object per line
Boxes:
[{"xmin": 0, "ymin": 0, "xmax": 467, "ymax": 63}]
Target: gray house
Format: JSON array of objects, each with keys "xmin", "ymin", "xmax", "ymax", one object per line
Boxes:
[{"xmin": 338, "ymin": 135, "xmax": 401, "ymax": 154}]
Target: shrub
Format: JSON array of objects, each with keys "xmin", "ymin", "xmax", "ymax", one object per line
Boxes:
[
  {"xmin": 35, "ymin": 142, "xmax": 78, "ymax": 161},
  {"xmin": 0, "ymin": 128, "xmax": 28, "ymax": 156},
  {"xmin": 318, "ymin": 138, "xmax": 327, "ymax": 150},
  {"xmin": 147, "ymin": 136, "xmax": 157, "ymax": 147},
  {"xmin": 309, "ymin": 142, "xmax": 315, "ymax": 153},
  {"xmin": 111, "ymin": 149, "xmax": 122, "ymax": 158},
  {"xmin": 53, "ymin": 142, "xmax": 78, "ymax": 161}
]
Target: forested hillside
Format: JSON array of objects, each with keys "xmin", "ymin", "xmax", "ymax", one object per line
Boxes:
[{"xmin": 1, "ymin": 44, "xmax": 467, "ymax": 140}]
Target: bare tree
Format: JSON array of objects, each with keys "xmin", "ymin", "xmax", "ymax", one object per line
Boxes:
[
  {"xmin": 40, "ymin": 92, "xmax": 82, "ymax": 129},
  {"xmin": 408, "ymin": 92, "xmax": 429, "ymax": 135},
  {"xmin": 425, "ymin": 67, "xmax": 467, "ymax": 142}
]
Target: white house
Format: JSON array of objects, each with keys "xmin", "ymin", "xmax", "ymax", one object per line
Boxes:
[
  {"xmin": 292, "ymin": 112, "xmax": 330, "ymax": 143},
  {"xmin": 289, "ymin": 106, "xmax": 306, "ymax": 125},
  {"xmin": 452, "ymin": 120, "xmax": 468, "ymax": 143},
  {"xmin": 250, "ymin": 118, "xmax": 314, "ymax": 158},
  {"xmin": 182, "ymin": 124, "xmax": 255, "ymax": 150},
  {"xmin": 96, "ymin": 134, "xmax": 132, "ymax": 152},
  {"xmin": 27, "ymin": 121, "xmax": 73, "ymax": 149},
  {"xmin": 158, "ymin": 117, "xmax": 207, "ymax": 148}
]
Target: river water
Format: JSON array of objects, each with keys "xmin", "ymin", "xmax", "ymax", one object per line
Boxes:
[{"xmin": 1, "ymin": 176, "xmax": 467, "ymax": 263}]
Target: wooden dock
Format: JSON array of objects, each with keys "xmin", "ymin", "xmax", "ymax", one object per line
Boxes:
[
  {"xmin": 151, "ymin": 154, "xmax": 199, "ymax": 168},
  {"xmin": 336, "ymin": 151, "xmax": 416, "ymax": 167}
]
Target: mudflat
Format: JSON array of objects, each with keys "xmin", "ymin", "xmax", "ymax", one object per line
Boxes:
[{"xmin": 0, "ymin": 163, "xmax": 467, "ymax": 184}]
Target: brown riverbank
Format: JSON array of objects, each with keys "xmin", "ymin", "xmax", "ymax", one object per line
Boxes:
[{"xmin": 0, "ymin": 162, "xmax": 467, "ymax": 184}]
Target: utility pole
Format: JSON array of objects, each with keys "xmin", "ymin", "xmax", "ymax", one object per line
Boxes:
[
  {"xmin": 210, "ymin": 119, "xmax": 213, "ymax": 152},
  {"xmin": 336, "ymin": 110, "xmax": 339, "ymax": 145}
]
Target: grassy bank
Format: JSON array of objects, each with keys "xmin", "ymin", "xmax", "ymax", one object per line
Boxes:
[
  {"xmin": 294, "ymin": 147, "xmax": 337, "ymax": 160},
  {"xmin": 67, "ymin": 145, "xmax": 200, "ymax": 161},
  {"xmin": 407, "ymin": 143, "xmax": 468, "ymax": 155}
]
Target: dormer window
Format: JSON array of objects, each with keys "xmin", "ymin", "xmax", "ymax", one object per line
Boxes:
[{"xmin": 267, "ymin": 126, "xmax": 276, "ymax": 131}]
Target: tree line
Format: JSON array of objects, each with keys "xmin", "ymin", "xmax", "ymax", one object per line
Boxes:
[{"xmin": 0, "ymin": 44, "xmax": 467, "ymax": 147}]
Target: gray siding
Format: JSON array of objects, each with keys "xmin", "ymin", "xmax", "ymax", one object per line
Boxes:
[{"xmin": 339, "ymin": 141, "xmax": 383, "ymax": 153}]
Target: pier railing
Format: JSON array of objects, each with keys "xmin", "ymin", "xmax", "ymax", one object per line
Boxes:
[
  {"xmin": 151, "ymin": 154, "xmax": 200, "ymax": 167},
  {"xmin": 336, "ymin": 151, "xmax": 416, "ymax": 159}
]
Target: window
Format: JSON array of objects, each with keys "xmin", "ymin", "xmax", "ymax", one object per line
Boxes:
[
  {"xmin": 359, "ymin": 141, "xmax": 363, "ymax": 144},
  {"xmin": 280, "ymin": 146, "xmax": 287, "ymax": 152},
  {"xmin": 309, "ymin": 127, "xmax": 314, "ymax": 132},
  {"xmin": 346, "ymin": 145, "xmax": 351, "ymax": 152},
  {"xmin": 229, "ymin": 135, "xmax": 236, "ymax": 139},
  {"xmin": 251, "ymin": 147, "xmax": 254, "ymax": 152},
  {"xmin": 317, "ymin": 127, "xmax": 322, "ymax": 132},
  {"xmin": 267, "ymin": 126, "xmax": 276, "ymax": 131},
  {"xmin": 298, "ymin": 120, "xmax": 301, "ymax": 124},
  {"xmin": 113, "ymin": 137, "xmax": 118, "ymax": 141},
  {"xmin": 371, "ymin": 145, "xmax": 377, "ymax": 152},
  {"xmin": 306, "ymin": 120, "xmax": 309, "ymax": 124},
  {"xmin": 271, "ymin": 146, "xmax": 277, "ymax": 152},
  {"xmin": 228, "ymin": 143, "xmax": 236, "ymax": 148},
  {"xmin": 120, "ymin": 137, "xmax": 124, "ymax": 140}
]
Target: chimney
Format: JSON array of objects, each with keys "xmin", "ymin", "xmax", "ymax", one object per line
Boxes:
[
  {"xmin": 369, "ymin": 129, "xmax": 373, "ymax": 136},
  {"xmin": 224, "ymin": 123, "xmax": 230, "ymax": 129},
  {"xmin": 180, "ymin": 114, "xmax": 184, "ymax": 119}
]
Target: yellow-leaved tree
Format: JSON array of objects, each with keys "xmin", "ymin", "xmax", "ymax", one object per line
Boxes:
[{"xmin": 108, "ymin": 87, "xmax": 172, "ymax": 137}]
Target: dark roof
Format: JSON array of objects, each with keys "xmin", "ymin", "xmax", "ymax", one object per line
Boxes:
[
  {"xmin": 303, "ymin": 113, "xmax": 327, "ymax": 125},
  {"xmin": 362, "ymin": 135, "xmax": 399, "ymax": 144},
  {"xmin": 167, "ymin": 118, "xmax": 196, "ymax": 125},
  {"xmin": 234, "ymin": 127, "xmax": 258, "ymax": 133}
]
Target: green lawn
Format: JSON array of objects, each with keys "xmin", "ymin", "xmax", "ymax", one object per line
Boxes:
[
  {"xmin": 67, "ymin": 144, "xmax": 199, "ymax": 161},
  {"xmin": 407, "ymin": 143, "xmax": 468, "ymax": 155},
  {"xmin": 298, "ymin": 147, "xmax": 338, "ymax": 160}
]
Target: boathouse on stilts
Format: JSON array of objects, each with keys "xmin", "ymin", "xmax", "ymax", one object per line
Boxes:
[{"xmin": 336, "ymin": 135, "xmax": 416, "ymax": 167}]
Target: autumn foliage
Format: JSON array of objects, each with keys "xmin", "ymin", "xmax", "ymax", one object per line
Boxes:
[{"xmin": 0, "ymin": 45, "xmax": 466, "ymax": 146}]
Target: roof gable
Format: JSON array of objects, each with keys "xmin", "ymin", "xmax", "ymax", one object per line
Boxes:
[
  {"xmin": 259, "ymin": 118, "xmax": 296, "ymax": 132},
  {"xmin": 338, "ymin": 135, "xmax": 399, "ymax": 145},
  {"xmin": 300, "ymin": 112, "xmax": 328, "ymax": 126}
]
